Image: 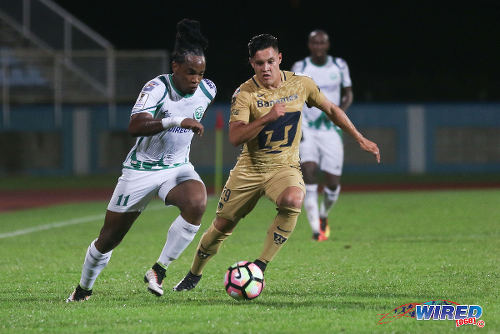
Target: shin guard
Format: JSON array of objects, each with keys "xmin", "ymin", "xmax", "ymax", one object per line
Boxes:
[
  {"xmin": 190, "ymin": 222, "xmax": 231, "ymax": 275},
  {"xmin": 258, "ymin": 206, "xmax": 301, "ymax": 264}
]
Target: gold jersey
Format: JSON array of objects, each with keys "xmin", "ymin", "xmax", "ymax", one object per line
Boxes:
[{"xmin": 230, "ymin": 70, "xmax": 326, "ymax": 172}]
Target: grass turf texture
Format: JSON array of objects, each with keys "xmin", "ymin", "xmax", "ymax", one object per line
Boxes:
[
  {"xmin": 2, "ymin": 172, "xmax": 500, "ymax": 190},
  {"xmin": 0, "ymin": 190, "xmax": 498, "ymax": 333}
]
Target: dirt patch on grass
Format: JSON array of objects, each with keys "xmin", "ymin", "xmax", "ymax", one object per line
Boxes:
[{"xmin": 0, "ymin": 188, "xmax": 112, "ymax": 212}]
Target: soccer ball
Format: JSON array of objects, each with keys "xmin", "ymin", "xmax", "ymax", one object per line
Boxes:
[{"xmin": 224, "ymin": 261, "xmax": 265, "ymax": 300}]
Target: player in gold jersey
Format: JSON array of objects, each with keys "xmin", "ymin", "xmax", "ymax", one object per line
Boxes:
[{"xmin": 173, "ymin": 34, "xmax": 380, "ymax": 291}]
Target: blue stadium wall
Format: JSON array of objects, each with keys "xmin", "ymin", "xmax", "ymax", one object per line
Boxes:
[{"xmin": 0, "ymin": 103, "xmax": 499, "ymax": 175}]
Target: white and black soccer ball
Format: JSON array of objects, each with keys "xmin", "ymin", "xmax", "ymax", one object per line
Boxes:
[{"xmin": 224, "ymin": 261, "xmax": 265, "ymax": 300}]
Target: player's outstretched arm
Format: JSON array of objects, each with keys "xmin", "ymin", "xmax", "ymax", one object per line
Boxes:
[
  {"xmin": 228, "ymin": 103, "xmax": 286, "ymax": 146},
  {"xmin": 320, "ymin": 100, "xmax": 380, "ymax": 163},
  {"xmin": 128, "ymin": 113, "xmax": 204, "ymax": 137}
]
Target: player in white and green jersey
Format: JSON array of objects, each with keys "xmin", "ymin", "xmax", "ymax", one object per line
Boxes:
[
  {"xmin": 291, "ymin": 30, "xmax": 353, "ymax": 241},
  {"xmin": 67, "ymin": 19, "xmax": 216, "ymax": 302}
]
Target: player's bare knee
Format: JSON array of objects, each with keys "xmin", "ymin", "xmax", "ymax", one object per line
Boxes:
[
  {"xmin": 180, "ymin": 196, "xmax": 206, "ymax": 219},
  {"xmin": 324, "ymin": 180, "xmax": 340, "ymax": 191},
  {"xmin": 325, "ymin": 184, "xmax": 339, "ymax": 191},
  {"xmin": 325, "ymin": 173, "xmax": 341, "ymax": 190},
  {"xmin": 189, "ymin": 199, "xmax": 207, "ymax": 218},
  {"xmin": 277, "ymin": 191, "xmax": 304, "ymax": 209}
]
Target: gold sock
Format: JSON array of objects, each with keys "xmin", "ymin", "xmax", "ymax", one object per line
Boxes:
[
  {"xmin": 190, "ymin": 221, "xmax": 231, "ymax": 275},
  {"xmin": 258, "ymin": 206, "xmax": 300, "ymax": 263}
]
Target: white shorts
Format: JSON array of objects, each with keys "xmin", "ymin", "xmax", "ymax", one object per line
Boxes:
[
  {"xmin": 300, "ymin": 127, "xmax": 344, "ymax": 176},
  {"xmin": 107, "ymin": 163, "xmax": 203, "ymax": 213}
]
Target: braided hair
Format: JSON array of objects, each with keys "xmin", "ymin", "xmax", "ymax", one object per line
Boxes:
[{"xmin": 171, "ymin": 19, "xmax": 208, "ymax": 63}]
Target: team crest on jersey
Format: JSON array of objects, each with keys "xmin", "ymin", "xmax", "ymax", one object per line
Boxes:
[
  {"xmin": 231, "ymin": 87, "xmax": 240, "ymax": 106},
  {"xmin": 194, "ymin": 106, "xmax": 204, "ymax": 121},
  {"xmin": 143, "ymin": 81, "xmax": 159, "ymax": 92}
]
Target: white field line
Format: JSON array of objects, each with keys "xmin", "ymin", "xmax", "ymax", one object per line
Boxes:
[
  {"xmin": 0, "ymin": 203, "xmax": 168, "ymax": 239},
  {"xmin": 0, "ymin": 214, "xmax": 105, "ymax": 239}
]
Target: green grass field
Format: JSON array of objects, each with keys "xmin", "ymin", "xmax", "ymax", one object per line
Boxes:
[
  {"xmin": 0, "ymin": 189, "xmax": 499, "ymax": 333},
  {"xmin": 2, "ymin": 172, "xmax": 500, "ymax": 191}
]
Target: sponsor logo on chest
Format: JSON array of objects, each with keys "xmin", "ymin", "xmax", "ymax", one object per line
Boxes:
[{"xmin": 256, "ymin": 94, "xmax": 298, "ymax": 108}]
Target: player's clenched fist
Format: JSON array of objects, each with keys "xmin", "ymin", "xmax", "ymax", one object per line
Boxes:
[
  {"xmin": 265, "ymin": 103, "xmax": 286, "ymax": 123},
  {"xmin": 181, "ymin": 118, "xmax": 204, "ymax": 136}
]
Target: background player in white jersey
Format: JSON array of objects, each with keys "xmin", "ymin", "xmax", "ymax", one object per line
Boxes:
[
  {"xmin": 66, "ymin": 19, "xmax": 216, "ymax": 301},
  {"xmin": 291, "ymin": 30, "xmax": 353, "ymax": 241}
]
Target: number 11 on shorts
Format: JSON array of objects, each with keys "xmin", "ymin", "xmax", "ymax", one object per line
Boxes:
[{"xmin": 116, "ymin": 194, "xmax": 130, "ymax": 206}]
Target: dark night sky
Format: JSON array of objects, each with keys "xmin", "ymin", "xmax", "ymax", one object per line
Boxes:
[{"xmin": 54, "ymin": 0, "xmax": 500, "ymax": 102}]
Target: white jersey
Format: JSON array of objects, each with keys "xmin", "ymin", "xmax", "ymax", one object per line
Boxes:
[
  {"xmin": 123, "ymin": 74, "xmax": 216, "ymax": 171},
  {"xmin": 291, "ymin": 56, "xmax": 351, "ymax": 131}
]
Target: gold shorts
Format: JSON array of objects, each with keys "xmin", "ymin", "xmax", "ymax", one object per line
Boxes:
[{"xmin": 216, "ymin": 166, "xmax": 305, "ymax": 222}]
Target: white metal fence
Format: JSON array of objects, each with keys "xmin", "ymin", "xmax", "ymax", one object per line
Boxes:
[{"xmin": 0, "ymin": 0, "xmax": 169, "ymax": 126}]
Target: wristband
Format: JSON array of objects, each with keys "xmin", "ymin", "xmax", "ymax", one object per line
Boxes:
[{"xmin": 161, "ymin": 116, "xmax": 186, "ymax": 129}]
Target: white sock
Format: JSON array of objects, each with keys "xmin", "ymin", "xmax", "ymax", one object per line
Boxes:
[
  {"xmin": 304, "ymin": 184, "xmax": 320, "ymax": 234},
  {"xmin": 79, "ymin": 239, "xmax": 112, "ymax": 290},
  {"xmin": 320, "ymin": 185, "xmax": 341, "ymax": 219},
  {"xmin": 158, "ymin": 215, "xmax": 200, "ymax": 267}
]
